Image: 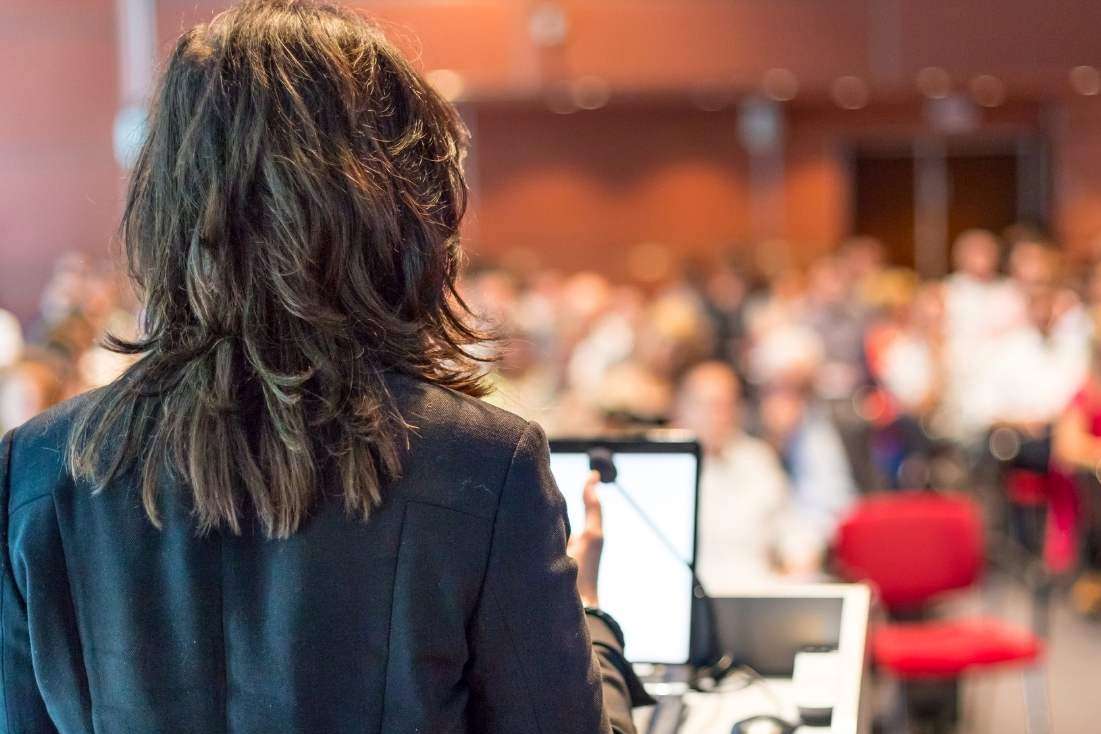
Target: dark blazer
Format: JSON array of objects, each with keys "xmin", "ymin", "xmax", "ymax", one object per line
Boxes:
[{"xmin": 0, "ymin": 374, "xmax": 641, "ymax": 733}]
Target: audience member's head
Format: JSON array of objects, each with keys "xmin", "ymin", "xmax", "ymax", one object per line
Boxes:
[
  {"xmin": 758, "ymin": 383, "xmax": 808, "ymax": 451},
  {"xmin": 839, "ymin": 236, "xmax": 886, "ymax": 282},
  {"xmin": 1009, "ymin": 236, "xmax": 1059, "ymax": 291},
  {"xmin": 703, "ymin": 257, "xmax": 749, "ymax": 312},
  {"xmin": 596, "ymin": 361, "xmax": 673, "ymax": 428},
  {"xmin": 951, "ymin": 229, "xmax": 1001, "ymax": 281},
  {"xmin": 806, "ymin": 256, "xmax": 849, "ymax": 307},
  {"xmin": 559, "ymin": 271, "xmax": 614, "ymax": 340},
  {"xmin": 862, "ymin": 267, "xmax": 919, "ymax": 322},
  {"xmin": 633, "ymin": 291, "xmax": 714, "ymax": 379},
  {"xmin": 674, "ymin": 361, "xmax": 742, "ymax": 456},
  {"xmin": 1007, "ymin": 243, "xmax": 1065, "ymax": 334}
]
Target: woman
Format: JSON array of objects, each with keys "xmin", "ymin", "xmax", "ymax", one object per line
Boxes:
[{"xmin": 0, "ymin": 2, "xmax": 644, "ymax": 731}]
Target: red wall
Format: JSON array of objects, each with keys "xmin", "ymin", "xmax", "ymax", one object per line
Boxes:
[
  {"xmin": 0, "ymin": 0, "xmax": 121, "ymax": 321},
  {"xmin": 1053, "ymin": 99, "xmax": 1101, "ymax": 261},
  {"xmin": 470, "ymin": 104, "xmax": 750, "ymax": 277},
  {"xmin": 6, "ymin": 0, "xmax": 1101, "ymax": 323}
]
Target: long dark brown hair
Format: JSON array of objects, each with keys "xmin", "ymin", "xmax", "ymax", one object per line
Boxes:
[{"xmin": 68, "ymin": 0, "xmax": 488, "ymax": 538}]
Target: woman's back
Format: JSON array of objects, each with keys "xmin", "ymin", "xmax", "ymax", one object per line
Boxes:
[{"xmin": 2, "ymin": 374, "xmax": 617, "ymax": 733}]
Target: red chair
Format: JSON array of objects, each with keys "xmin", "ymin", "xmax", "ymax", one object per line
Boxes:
[
  {"xmin": 835, "ymin": 492, "xmax": 1045, "ymax": 729},
  {"xmin": 1005, "ymin": 469, "xmax": 1081, "ymax": 575}
]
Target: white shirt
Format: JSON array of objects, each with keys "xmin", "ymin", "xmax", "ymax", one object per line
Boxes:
[
  {"xmin": 942, "ymin": 274, "xmax": 1025, "ymax": 438},
  {"xmin": 879, "ymin": 334, "xmax": 936, "ymax": 411},
  {"xmin": 944, "ymin": 273, "xmax": 1022, "ymax": 345},
  {"xmin": 695, "ymin": 434, "xmax": 793, "ymax": 593},
  {"xmin": 973, "ymin": 306, "xmax": 1091, "ymax": 426}
]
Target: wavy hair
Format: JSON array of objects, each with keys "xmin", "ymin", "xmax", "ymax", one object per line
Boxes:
[{"xmin": 68, "ymin": 0, "xmax": 488, "ymax": 538}]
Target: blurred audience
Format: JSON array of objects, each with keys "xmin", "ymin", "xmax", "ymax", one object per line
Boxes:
[
  {"xmin": 982, "ymin": 247, "xmax": 1089, "ymax": 432},
  {"xmin": 758, "ymin": 382, "xmax": 857, "ymax": 549},
  {"xmin": 0, "ymin": 353, "xmax": 67, "ymax": 431},
  {"xmin": 6, "ymin": 225, "xmax": 1101, "ymax": 592},
  {"xmin": 465, "ymin": 226, "xmax": 1099, "ymax": 585},
  {"xmin": 674, "ymin": 362, "xmax": 819, "ymax": 590},
  {"xmin": 0, "ymin": 255, "xmax": 138, "ymax": 433}
]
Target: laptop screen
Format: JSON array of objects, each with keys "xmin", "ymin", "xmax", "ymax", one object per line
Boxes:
[{"xmin": 549, "ymin": 438, "xmax": 700, "ymax": 665}]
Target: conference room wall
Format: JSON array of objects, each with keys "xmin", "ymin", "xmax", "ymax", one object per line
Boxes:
[
  {"xmin": 5, "ymin": 0, "xmax": 1101, "ymax": 321},
  {"xmin": 0, "ymin": 0, "xmax": 122, "ymax": 321}
]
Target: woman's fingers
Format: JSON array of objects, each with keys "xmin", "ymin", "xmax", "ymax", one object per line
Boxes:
[{"xmin": 582, "ymin": 470, "xmax": 603, "ymax": 540}]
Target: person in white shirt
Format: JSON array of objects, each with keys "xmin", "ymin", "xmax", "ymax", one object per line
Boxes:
[
  {"xmin": 980, "ymin": 256, "xmax": 1090, "ymax": 430},
  {"xmin": 876, "ymin": 282, "xmax": 945, "ymax": 417},
  {"xmin": 942, "ymin": 229, "xmax": 1022, "ymax": 440},
  {"xmin": 673, "ymin": 362, "xmax": 820, "ymax": 593}
]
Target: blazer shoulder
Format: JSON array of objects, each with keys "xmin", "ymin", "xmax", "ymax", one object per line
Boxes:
[
  {"xmin": 385, "ymin": 374, "xmax": 538, "ymax": 517},
  {"xmin": 388, "ymin": 373, "xmax": 531, "ymax": 455},
  {"xmin": 12, "ymin": 387, "xmax": 104, "ymax": 444},
  {"xmin": 4, "ymin": 388, "xmax": 105, "ymax": 513}
]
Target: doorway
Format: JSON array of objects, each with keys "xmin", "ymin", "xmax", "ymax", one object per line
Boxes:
[{"xmin": 852, "ymin": 139, "xmax": 1048, "ymax": 275}]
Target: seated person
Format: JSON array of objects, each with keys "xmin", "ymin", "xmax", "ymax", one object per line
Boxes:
[
  {"xmin": 759, "ymin": 381, "xmax": 858, "ymax": 557},
  {"xmin": 674, "ymin": 361, "xmax": 821, "ymax": 591},
  {"xmin": 980, "ymin": 255, "xmax": 1089, "ymax": 433}
]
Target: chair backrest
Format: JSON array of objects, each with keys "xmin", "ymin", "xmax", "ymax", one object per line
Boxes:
[{"xmin": 835, "ymin": 491, "xmax": 983, "ymax": 612}]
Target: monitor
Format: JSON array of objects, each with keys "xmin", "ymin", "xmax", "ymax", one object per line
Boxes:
[
  {"xmin": 713, "ymin": 595, "xmax": 845, "ymax": 676},
  {"xmin": 549, "ymin": 437, "xmax": 701, "ymax": 665}
]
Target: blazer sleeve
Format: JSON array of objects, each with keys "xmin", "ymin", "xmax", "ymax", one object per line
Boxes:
[
  {"xmin": 0, "ymin": 431, "xmax": 58, "ymax": 733},
  {"xmin": 465, "ymin": 421, "xmax": 637, "ymax": 734}
]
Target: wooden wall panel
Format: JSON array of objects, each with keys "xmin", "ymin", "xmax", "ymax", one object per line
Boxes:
[
  {"xmin": 1052, "ymin": 98, "xmax": 1101, "ymax": 259},
  {"xmin": 471, "ymin": 105, "xmax": 749, "ymax": 278},
  {"xmin": 556, "ymin": 0, "xmax": 871, "ymax": 89},
  {"xmin": 6, "ymin": 0, "xmax": 1101, "ymax": 324}
]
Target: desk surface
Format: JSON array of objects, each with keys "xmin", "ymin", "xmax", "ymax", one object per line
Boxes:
[
  {"xmin": 632, "ymin": 584, "xmax": 873, "ymax": 734},
  {"xmin": 634, "ymin": 679, "xmax": 828, "ymax": 734}
]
